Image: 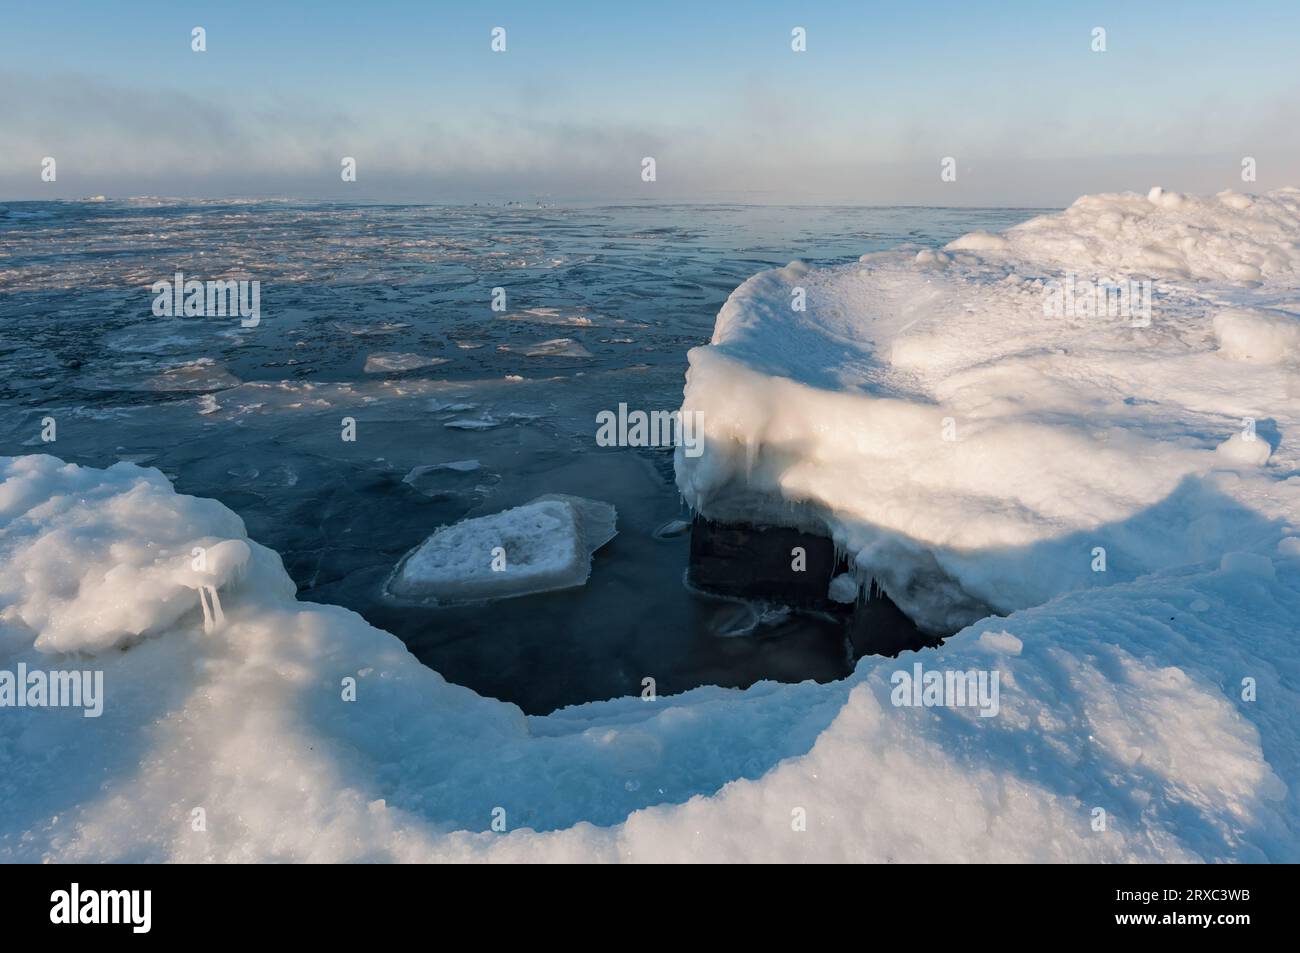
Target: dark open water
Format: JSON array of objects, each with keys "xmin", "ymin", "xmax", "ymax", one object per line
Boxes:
[{"xmin": 0, "ymin": 200, "xmax": 1043, "ymax": 713}]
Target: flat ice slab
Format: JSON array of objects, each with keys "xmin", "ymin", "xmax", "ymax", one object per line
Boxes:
[
  {"xmin": 364, "ymin": 352, "xmax": 449, "ymax": 373},
  {"xmin": 386, "ymin": 494, "xmax": 617, "ymax": 603}
]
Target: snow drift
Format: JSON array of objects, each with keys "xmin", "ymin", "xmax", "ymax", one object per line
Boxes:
[
  {"xmin": 675, "ymin": 187, "xmax": 1300, "ymax": 634},
  {"xmin": 1, "ymin": 454, "xmax": 1297, "ymax": 861}
]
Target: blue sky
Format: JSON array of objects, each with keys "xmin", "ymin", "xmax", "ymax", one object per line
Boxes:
[{"xmin": 3, "ymin": 0, "xmax": 1298, "ymax": 204}]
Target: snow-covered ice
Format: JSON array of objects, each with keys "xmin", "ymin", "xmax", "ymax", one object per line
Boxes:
[
  {"xmin": 385, "ymin": 494, "xmax": 617, "ymax": 603},
  {"xmin": 3, "ymin": 189, "xmax": 1299, "ymax": 862},
  {"xmin": 1, "ymin": 453, "xmax": 1298, "ymax": 861},
  {"xmin": 675, "ymin": 187, "xmax": 1300, "ymax": 634}
]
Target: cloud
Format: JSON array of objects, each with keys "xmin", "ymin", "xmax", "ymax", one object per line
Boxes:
[{"xmin": 3, "ymin": 68, "xmax": 1298, "ymax": 204}]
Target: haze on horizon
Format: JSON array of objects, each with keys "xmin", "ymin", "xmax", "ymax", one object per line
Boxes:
[{"xmin": 3, "ymin": 0, "xmax": 1299, "ymax": 206}]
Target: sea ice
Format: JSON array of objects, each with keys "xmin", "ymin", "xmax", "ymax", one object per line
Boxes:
[
  {"xmin": 500, "ymin": 307, "xmax": 596, "ymax": 326},
  {"xmin": 675, "ymin": 187, "xmax": 1300, "ymax": 634},
  {"xmin": 385, "ymin": 494, "xmax": 617, "ymax": 603},
  {"xmin": 1213, "ymin": 307, "xmax": 1300, "ymax": 364},
  {"xmin": 364, "ymin": 352, "xmax": 450, "ymax": 373},
  {"xmin": 4, "ymin": 189, "xmax": 1300, "ymax": 864},
  {"xmin": 498, "ymin": 338, "xmax": 594, "ymax": 358},
  {"xmin": 1, "ymin": 453, "xmax": 1298, "ymax": 862}
]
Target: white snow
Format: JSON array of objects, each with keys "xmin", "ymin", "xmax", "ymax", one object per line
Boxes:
[
  {"xmin": 385, "ymin": 494, "xmax": 617, "ymax": 603},
  {"xmin": 1, "ymin": 452, "xmax": 1298, "ymax": 861},
  {"xmin": 988, "ymin": 187, "xmax": 1300, "ymax": 281},
  {"xmin": 3, "ymin": 188, "xmax": 1300, "ymax": 863},
  {"xmin": 1216, "ymin": 431, "xmax": 1273, "ymax": 466},
  {"xmin": 1213, "ymin": 307, "xmax": 1300, "ymax": 364},
  {"xmin": 0, "ymin": 457, "xmax": 258, "ymax": 654},
  {"xmin": 675, "ymin": 187, "xmax": 1300, "ymax": 634}
]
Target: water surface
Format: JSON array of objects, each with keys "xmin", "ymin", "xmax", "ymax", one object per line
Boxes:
[{"xmin": 0, "ymin": 200, "xmax": 1046, "ymax": 713}]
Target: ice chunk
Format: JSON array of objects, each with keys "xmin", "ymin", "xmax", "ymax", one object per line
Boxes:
[
  {"xmin": 147, "ymin": 358, "xmax": 240, "ymax": 392},
  {"xmin": 402, "ymin": 459, "xmax": 481, "ymax": 484},
  {"xmin": 364, "ymin": 352, "xmax": 449, "ymax": 373},
  {"xmin": 0, "ymin": 456, "xmax": 279, "ymax": 654},
  {"xmin": 827, "ymin": 573, "xmax": 859, "ymax": 604},
  {"xmin": 1213, "ymin": 308, "xmax": 1300, "ymax": 363},
  {"xmin": 976, "ymin": 630, "xmax": 1023, "ymax": 655},
  {"xmin": 401, "ymin": 460, "xmax": 491, "ymax": 499},
  {"xmin": 652, "ymin": 518, "xmax": 692, "ymax": 540},
  {"xmin": 386, "ymin": 494, "xmax": 617, "ymax": 603},
  {"xmin": 444, "ymin": 417, "xmax": 499, "ymax": 430},
  {"xmin": 1216, "ymin": 431, "xmax": 1272, "ymax": 467},
  {"xmin": 945, "ymin": 230, "xmax": 1009, "ymax": 252},
  {"xmin": 498, "ymin": 338, "xmax": 593, "ymax": 358},
  {"xmin": 333, "ymin": 320, "xmax": 411, "ymax": 336}
]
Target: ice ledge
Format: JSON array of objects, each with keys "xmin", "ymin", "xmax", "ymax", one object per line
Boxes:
[{"xmin": 675, "ymin": 190, "xmax": 1300, "ymax": 632}]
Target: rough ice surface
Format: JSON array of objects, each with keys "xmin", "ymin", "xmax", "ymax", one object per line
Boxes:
[
  {"xmin": 386, "ymin": 494, "xmax": 617, "ymax": 603},
  {"xmin": 675, "ymin": 188, "xmax": 1300, "ymax": 635},
  {"xmin": 1, "ymin": 453, "xmax": 1298, "ymax": 861},
  {"xmin": 0, "ymin": 457, "xmax": 261, "ymax": 654},
  {"xmin": 3, "ymin": 190, "xmax": 1300, "ymax": 862}
]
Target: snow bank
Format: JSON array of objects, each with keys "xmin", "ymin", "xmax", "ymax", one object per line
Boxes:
[
  {"xmin": 1214, "ymin": 307, "xmax": 1300, "ymax": 364},
  {"xmin": 2, "ymin": 453, "xmax": 1298, "ymax": 862},
  {"xmin": 676, "ymin": 188, "xmax": 1300, "ymax": 634},
  {"xmin": 992, "ymin": 187, "xmax": 1300, "ymax": 281},
  {"xmin": 0, "ymin": 456, "xmax": 267, "ymax": 653}
]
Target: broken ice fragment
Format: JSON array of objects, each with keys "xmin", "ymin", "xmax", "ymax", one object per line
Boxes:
[
  {"xmin": 363, "ymin": 352, "xmax": 449, "ymax": 373},
  {"xmin": 385, "ymin": 494, "xmax": 617, "ymax": 604},
  {"xmin": 827, "ymin": 573, "xmax": 859, "ymax": 604}
]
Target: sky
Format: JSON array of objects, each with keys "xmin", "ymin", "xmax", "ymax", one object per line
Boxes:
[{"xmin": 2, "ymin": 0, "xmax": 1299, "ymax": 205}]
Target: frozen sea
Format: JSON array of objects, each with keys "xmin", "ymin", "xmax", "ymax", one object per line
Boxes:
[{"xmin": 0, "ymin": 199, "xmax": 1044, "ymax": 713}]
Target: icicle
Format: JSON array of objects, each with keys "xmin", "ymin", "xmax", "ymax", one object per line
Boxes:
[{"xmin": 198, "ymin": 584, "xmax": 225, "ymax": 633}]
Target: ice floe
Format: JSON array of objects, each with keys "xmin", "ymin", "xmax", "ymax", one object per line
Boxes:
[
  {"xmin": 363, "ymin": 352, "xmax": 450, "ymax": 373},
  {"xmin": 385, "ymin": 494, "xmax": 617, "ymax": 603}
]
